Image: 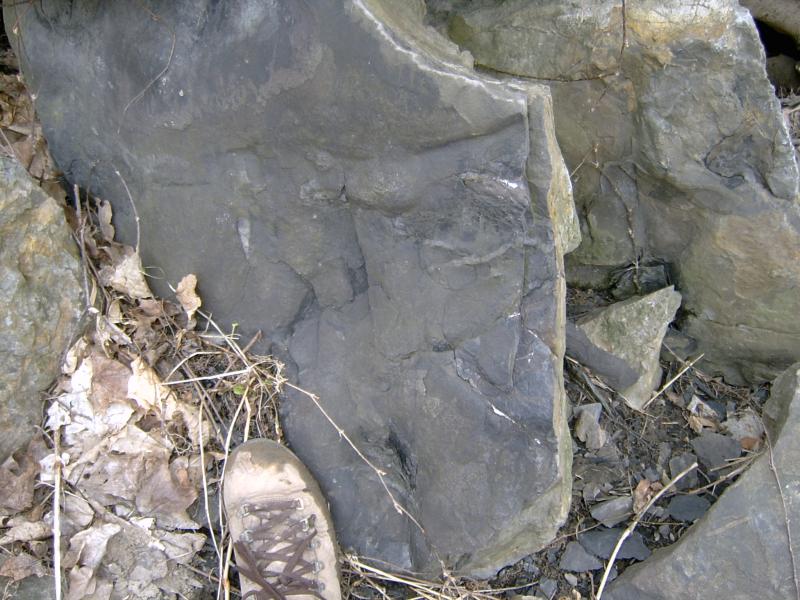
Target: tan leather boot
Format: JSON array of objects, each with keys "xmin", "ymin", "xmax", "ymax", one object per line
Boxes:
[{"xmin": 223, "ymin": 439, "xmax": 342, "ymax": 599}]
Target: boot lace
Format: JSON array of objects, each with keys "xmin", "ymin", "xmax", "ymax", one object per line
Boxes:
[{"xmin": 234, "ymin": 499, "xmax": 326, "ymax": 600}]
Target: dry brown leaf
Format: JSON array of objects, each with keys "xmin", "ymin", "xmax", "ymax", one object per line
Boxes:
[
  {"xmin": 740, "ymin": 436, "xmax": 762, "ymax": 451},
  {"xmin": 0, "ymin": 440, "xmax": 41, "ymax": 514},
  {"xmin": 0, "ymin": 552, "xmax": 47, "ymax": 582},
  {"xmin": 633, "ymin": 478, "xmax": 663, "ymax": 514},
  {"xmin": 687, "ymin": 414, "xmax": 718, "ymax": 434},
  {"xmin": 0, "ymin": 520, "xmax": 50, "ymax": 544},
  {"xmin": 135, "ymin": 456, "xmax": 199, "ymax": 529},
  {"xmin": 98, "ymin": 246, "xmax": 152, "ymax": 299},
  {"xmin": 88, "ymin": 353, "xmax": 132, "ymax": 410},
  {"xmin": 175, "ymin": 274, "xmax": 201, "ymax": 322}
]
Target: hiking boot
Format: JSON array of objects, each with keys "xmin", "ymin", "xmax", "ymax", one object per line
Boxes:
[{"xmin": 223, "ymin": 439, "xmax": 342, "ymax": 600}]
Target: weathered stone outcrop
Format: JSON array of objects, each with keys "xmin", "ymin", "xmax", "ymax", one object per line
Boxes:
[
  {"xmin": 0, "ymin": 157, "xmax": 84, "ymax": 463},
  {"xmin": 429, "ymin": 0, "xmax": 800, "ymax": 384},
  {"xmin": 6, "ymin": 0, "xmax": 575, "ymax": 575},
  {"xmin": 607, "ymin": 363, "xmax": 800, "ymax": 599}
]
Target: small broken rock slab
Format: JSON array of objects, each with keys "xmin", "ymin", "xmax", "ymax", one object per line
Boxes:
[
  {"xmin": 574, "ymin": 403, "xmax": 608, "ymax": 450},
  {"xmin": 669, "ymin": 452, "xmax": 699, "ymax": 490},
  {"xmin": 576, "ymin": 287, "xmax": 681, "ymax": 410},
  {"xmin": 666, "ymin": 495, "xmax": 710, "ymax": 523},
  {"xmin": 579, "ymin": 528, "xmax": 650, "ymax": 561},
  {"xmin": 559, "ymin": 541, "xmax": 603, "ymax": 572},
  {"xmin": 589, "ymin": 496, "xmax": 633, "ymax": 528},
  {"xmin": 690, "ymin": 431, "xmax": 742, "ymax": 471},
  {"xmin": 607, "ymin": 364, "xmax": 800, "ymax": 599}
]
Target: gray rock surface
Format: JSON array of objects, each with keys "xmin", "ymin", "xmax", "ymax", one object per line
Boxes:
[
  {"xmin": 576, "ymin": 287, "xmax": 682, "ymax": 410},
  {"xmin": 0, "ymin": 157, "xmax": 83, "ymax": 463},
  {"xmin": 6, "ymin": 0, "xmax": 573, "ymax": 575},
  {"xmin": 428, "ymin": 0, "xmax": 800, "ymax": 384},
  {"xmin": 607, "ymin": 363, "xmax": 800, "ymax": 599}
]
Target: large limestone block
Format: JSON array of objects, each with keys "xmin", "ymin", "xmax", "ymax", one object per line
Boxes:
[
  {"xmin": 576, "ymin": 287, "xmax": 681, "ymax": 410},
  {"xmin": 7, "ymin": 0, "xmax": 574, "ymax": 575},
  {"xmin": 430, "ymin": 0, "xmax": 800, "ymax": 383},
  {"xmin": 607, "ymin": 363, "xmax": 800, "ymax": 599},
  {"xmin": 0, "ymin": 157, "xmax": 83, "ymax": 463}
]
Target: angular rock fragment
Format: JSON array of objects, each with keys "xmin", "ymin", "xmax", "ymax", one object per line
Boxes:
[
  {"xmin": 690, "ymin": 432, "xmax": 742, "ymax": 471},
  {"xmin": 579, "ymin": 528, "xmax": 650, "ymax": 561},
  {"xmin": 607, "ymin": 363, "xmax": 800, "ymax": 599},
  {"xmin": 559, "ymin": 541, "xmax": 604, "ymax": 572},
  {"xmin": 0, "ymin": 157, "xmax": 84, "ymax": 463},
  {"xmin": 7, "ymin": 0, "xmax": 574, "ymax": 575},
  {"xmin": 574, "ymin": 403, "xmax": 608, "ymax": 450},
  {"xmin": 590, "ymin": 496, "xmax": 633, "ymax": 528},
  {"xmin": 576, "ymin": 288, "xmax": 681, "ymax": 410},
  {"xmin": 430, "ymin": 0, "xmax": 800, "ymax": 384},
  {"xmin": 666, "ymin": 495, "xmax": 710, "ymax": 523}
]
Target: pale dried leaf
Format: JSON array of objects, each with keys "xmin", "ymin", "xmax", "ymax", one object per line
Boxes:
[
  {"xmin": 65, "ymin": 523, "xmax": 121, "ymax": 570},
  {"xmin": 175, "ymin": 274, "xmax": 201, "ymax": 322},
  {"xmin": 67, "ymin": 565, "xmax": 113, "ymax": 600},
  {"xmin": 63, "ymin": 338, "xmax": 89, "ymax": 375},
  {"xmin": 135, "ymin": 456, "xmax": 199, "ymax": 529},
  {"xmin": 156, "ymin": 530, "xmax": 206, "ymax": 564},
  {"xmin": 39, "ymin": 452, "xmax": 70, "ymax": 484},
  {"xmin": 67, "ymin": 425, "xmax": 170, "ymax": 507},
  {"xmin": 127, "ymin": 357, "xmax": 178, "ymax": 414},
  {"xmin": 0, "ymin": 520, "xmax": 50, "ymax": 544},
  {"xmin": 98, "ymin": 247, "xmax": 152, "ymax": 299},
  {"xmin": 97, "ymin": 199, "xmax": 115, "ymax": 242},
  {"xmin": 64, "ymin": 495, "xmax": 94, "ymax": 530},
  {"xmin": 0, "ymin": 552, "xmax": 47, "ymax": 581}
]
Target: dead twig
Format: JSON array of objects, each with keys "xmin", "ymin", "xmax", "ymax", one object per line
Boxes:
[
  {"xmin": 52, "ymin": 427, "xmax": 62, "ymax": 600},
  {"xmin": 596, "ymin": 461, "xmax": 698, "ymax": 599}
]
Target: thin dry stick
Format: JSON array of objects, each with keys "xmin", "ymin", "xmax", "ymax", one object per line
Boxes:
[
  {"xmin": 52, "ymin": 427, "xmax": 63, "ymax": 600},
  {"xmin": 595, "ymin": 461, "xmax": 698, "ymax": 599},
  {"xmin": 641, "ymin": 353, "xmax": 705, "ymax": 411},
  {"xmin": 765, "ymin": 428, "xmax": 800, "ymax": 600}
]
